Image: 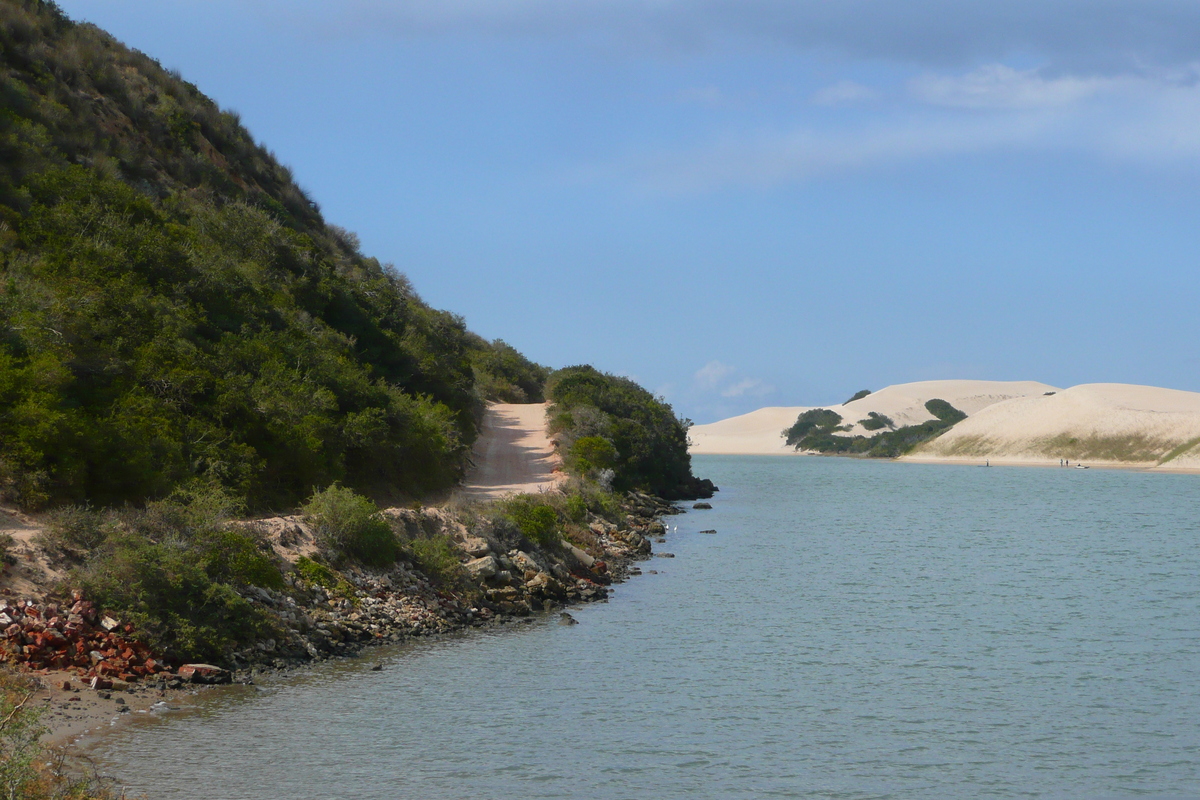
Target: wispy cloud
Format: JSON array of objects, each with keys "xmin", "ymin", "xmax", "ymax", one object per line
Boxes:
[
  {"xmin": 812, "ymin": 80, "xmax": 878, "ymax": 106},
  {"xmin": 908, "ymin": 64, "xmax": 1132, "ymax": 109},
  {"xmin": 276, "ymin": 1, "xmax": 1200, "ymax": 72},
  {"xmin": 694, "ymin": 360, "xmax": 735, "ymax": 389},
  {"xmin": 589, "ymin": 66, "xmax": 1200, "ymax": 191},
  {"xmin": 721, "ymin": 378, "xmax": 775, "ymax": 397}
]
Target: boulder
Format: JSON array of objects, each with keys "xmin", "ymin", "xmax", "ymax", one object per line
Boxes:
[
  {"xmin": 178, "ymin": 663, "xmax": 232, "ymax": 684},
  {"xmin": 692, "ymin": 502, "xmax": 712, "ymax": 510},
  {"xmin": 565, "ymin": 544, "xmax": 595, "ymax": 568},
  {"xmin": 464, "ymin": 555, "xmax": 499, "ymax": 580},
  {"xmin": 459, "ymin": 536, "xmax": 492, "ymax": 558}
]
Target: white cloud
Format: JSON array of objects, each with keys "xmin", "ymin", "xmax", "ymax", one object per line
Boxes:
[
  {"xmin": 909, "ymin": 64, "xmax": 1129, "ymax": 109},
  {"xmin": 721, "ymin": 378, "xmax": 774, "ymax": 397},
  {"xmin": 694, "ymin": 360, "xmax": 734, "ymax": 389},
  {"xmin": 812, "ymin": 80, "xmax": 878, "ymax": 106},
  {"xmin": 586, "ymin": 66, "xmax": 1200, "ymax": 191}
]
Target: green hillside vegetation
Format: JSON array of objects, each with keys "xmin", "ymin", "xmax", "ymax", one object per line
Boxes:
[
  {"xmin": 0, "ymin": 0, "xmax": 546, "ymax": 510},
  {"xmin": 844, "ymin": 389, "xmax": 871, "ymax": 404},
  {"xmin": 547, "ymin": 366, "xmax": 715, "ymax": 499},
  {"xmin": 859, "ymin": 411, "xmax": 894, "ymax": 431},
  {"xmin": 784, "ymin": 399, "xmax": 967, "ymax": 458}
]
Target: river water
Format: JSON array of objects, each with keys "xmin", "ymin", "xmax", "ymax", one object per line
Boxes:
[{"xmin": 95, "ymin": 456, "xmax": 1200, "ymax": 799}]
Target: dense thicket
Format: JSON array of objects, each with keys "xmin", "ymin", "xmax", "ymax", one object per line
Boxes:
[
  {"xmin": 547, "ymin": 366, "xmax": 715, "ymax": 499},
  {"xmin": 0, "ymin": 1, "xmax": 545, "ymax": 509},
  {"xmin": 784, "ymin": 399, "xmax": 966, "ymax": 458}
]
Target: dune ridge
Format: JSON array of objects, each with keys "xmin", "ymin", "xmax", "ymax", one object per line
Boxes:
[
  {"xmin": 690, "ymin": 380, "xmax": 1200, "ymax": 472},
  {"xmin": 688, "ymin": 380, "xmax": 1057, "ymax": 455},
  {"xmin": 906, "ymin": 383, "xmax": 1200, "ymax": 471}
]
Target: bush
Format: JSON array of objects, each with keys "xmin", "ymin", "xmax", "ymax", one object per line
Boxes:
[
  {"xmin": 564, "ymin": 494, "xmax": 588, "ymax": 523},
  {"xmin": 302, "ymin": 485, "xmax": 399, "ymax": 567},
  {"xmin": 294, "ymin": 555, "xmax": 355, "ymax": 596},
  {"xmin": 546, "ymin": 366, "xmax": 714, "ymax": 499},
  {"xmin": 859, "ymin": 412, "xmax": 894, "ymax": 431},
  {"xmin": 500, "ymin": 496, "xmax": 560, "ymax": 546},
  {"xmin": 0, "ymin": 533, "xmax": 15, "ymax": 568},
  {"xmin": 70, "ymin": 530, "xmax": 280, "ymax": 663},
  {"xmin": 568, "ymin": 436, "xmax": 618, "ymax": 475},
  {"xmin": 845, "ymin": 389, "xmax": 872, "ymax": 404},
  {"xmin": 925, "ymin": 398, "xmax": 967, "ymax": 424},
  {"xmin": 35, "ymin": 505, "xmax": 113, "ymax": 559},
  {"xmin": 409, "ymin": 536, "xmax": 463, "ymax": 586},
  {"xmin": 783, "ymin": 409, "xmax": 844, "ymax": 447}
]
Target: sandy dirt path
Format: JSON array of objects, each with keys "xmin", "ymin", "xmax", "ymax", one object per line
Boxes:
[{"xmin": 457, "ymin": 403, "xmax": 563, "ymax": 500}]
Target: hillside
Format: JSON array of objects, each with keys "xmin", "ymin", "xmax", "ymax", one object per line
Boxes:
[
  {"xmin": 0, "ymin": 0, "xmax": 547, "ymax": 509},
  {"xmin": 906, "ymin": 383, "xmax": 1200, "ymax": 470},
  {"xmin": 689, "ymin": 380, "xmax": 1057, "ymax": 455}
]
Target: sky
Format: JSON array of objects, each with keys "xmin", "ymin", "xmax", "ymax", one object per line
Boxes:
[{"xmin": 56, "ymin": 0, "xmax": 1200, "ymax": 423}]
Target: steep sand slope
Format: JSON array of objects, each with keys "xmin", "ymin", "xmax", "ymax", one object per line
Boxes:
[
  {"xmin": 689, "ymin": 380, "xmax": 1057, "ymax": 455},
  {"xmin": 457, "ymin": 403, "xmax": 564, "ymax": 499},
  {"xmin": 906, "ymin": 383, "xmax": 1200, "ymax": 470}
]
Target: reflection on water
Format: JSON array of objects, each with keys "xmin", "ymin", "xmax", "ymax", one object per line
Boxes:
[{"xmin": 96, "ymin": 457, "xmax": 1200, "ymax": 799}]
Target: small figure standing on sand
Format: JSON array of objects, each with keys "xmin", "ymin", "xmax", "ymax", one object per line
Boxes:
[
  {"xmin": 1060, "ymin": 459, "xmax": 1063, "ymax": 467},
  {"xmin": 985, "ymin": 459, "xmax": 990, "ymax": 467}
]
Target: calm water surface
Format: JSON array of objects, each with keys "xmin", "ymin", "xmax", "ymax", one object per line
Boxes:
[{"xmin": 96, "ymin": 457, "xmax": 1200, "ymax": 798}]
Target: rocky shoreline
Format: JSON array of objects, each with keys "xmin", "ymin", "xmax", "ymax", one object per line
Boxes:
[
  {"xmin": 2, "ymin": 490, "xmax": 691, "ymax": 752},
  {"xmin": 224, "ymin": 491, "xmax": 684, "ymax": 679}
]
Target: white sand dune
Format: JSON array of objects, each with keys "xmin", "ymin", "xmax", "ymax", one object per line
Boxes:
[
  {"xmin": 906, "ymin": 383, "xmax": 1200, "ymax": 470},
  {"xmin": 689, "ymin": 380, "xmax": 1057, "ymax": 455}
]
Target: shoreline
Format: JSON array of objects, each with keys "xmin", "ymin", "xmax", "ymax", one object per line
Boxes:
[
  {"xmin": 691, "ymin": 450, "xmax": 1200, "ymax": 476},
  {"xmin": 14, "ymin": 492, "xmax": 687, "ymax": 760}
]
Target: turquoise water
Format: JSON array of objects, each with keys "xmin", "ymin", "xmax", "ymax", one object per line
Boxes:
[{"xmin": 96, "ymin": 457, "xmax": 1200, "ymax": 798}]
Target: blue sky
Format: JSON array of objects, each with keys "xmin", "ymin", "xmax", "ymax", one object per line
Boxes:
[{"xmin": 57, "ymin": 0, "xmax": 1200, "ymax": 422}]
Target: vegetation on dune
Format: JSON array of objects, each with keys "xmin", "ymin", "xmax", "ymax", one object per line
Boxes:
[
  {"xmin": 844, "ymin": 389, "xmax": 872, "ymax": 404},
  {"xmin": 546, "ymin": 365, "xmax": 715, "ymax": 499},
  {"xmin": 784, "ymin": 399, "xmax": 968, "ymax": 458},
  {"xmin": 859, "ymin": 411, "xmax": 894, "ymax": 431},
  {"xmin": 0, "ymin": 0, "xmax": 548, "ymax": 511}
]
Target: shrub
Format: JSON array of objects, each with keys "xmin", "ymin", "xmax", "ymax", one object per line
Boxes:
[
  {"xmin": 302, "ymin": 485, "xmax": 399, "ymax": 567},
  {"xmin": 844, "ymin": 389, "xmax": 872, "ymax": 404},
  {"xmin": 783, "ymin": 409, "xmax": 844, "ymax": 447},
  {"xmin": 568, "ymin": 436, "xmax": 618, "ymax": 475},
  {"xmin": 194, "ymin": 527, "xmax": 284, "ymax": 590},
  {"xmin": 564, "ymin": 494, "xmax": 588, "ymax": 523},
  {"xmin": 925, "ymin": 399, "xmax": 967, "ymax": 424},
  {"xmin": 409, "ymin": 536, "xmax": 462, "ymax": 586},
  {"xmin": 501, "ymin": 496, "xmax": 560, "ymax": 546},
  {"xmin": 546, "ymin": 366, "xmax": 714, "ymax": 499},
  {"xmin": 36, "ymin": 505, "xmax": 114, "ymax": 559},
  {"xmin": 70, "ymin": 530, "xmax": 280, "ymax": 663},
  {"xmin": 294, "ymin": 555, "xmax": 355, "ymax": 596},
  {"xmin": 859, "ymin": 412, "xmax": 895, "ymax": 431},
  {"xmin": 0, "ymin": 533, "xmax": 14, "ymax": 567}
]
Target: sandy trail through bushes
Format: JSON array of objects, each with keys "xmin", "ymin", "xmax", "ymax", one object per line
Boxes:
[{"xmin": 457, "ymin": 403, "xmax": 564, "ymax": 500}]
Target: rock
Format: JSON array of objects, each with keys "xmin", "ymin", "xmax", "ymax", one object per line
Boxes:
[
  {"xmin": 114, "ymin": 697, "xmax": 125, "ymax": 705},
  {"xmin": 564, "ymin": 544, "xmax": 595, "ymax": 568},
  {"xmin": 654, "ymin": 553, "xmax": 676, "ymax": 558},
  {"xmin": 692, "ymin": 502, "xmax": 712, "ymax": 510},
  {"xmin": 558, "ymin": 612, "xmax": 578, "ymax": 625},
  {"xmin": 700, "ymin": 529, "xmax": 717, "ymax": 534},
  {"xmin": 100, "ymin": 615, "xmax": 121, "ymax": 631},
  {"xmin": 179, "ymin": 663, "xmax": 232, "ymax": 684},
  {"xmin": 370, "ymin": 663, "xmax": 383, "ymax": 671},
  {"xmin": 60, "ymin": 680, "xmax": 72, "ymax": 691},
  {"xmin": 647, "ymin": 521, "xmax": 666, "ymax": 535},
  {"xmin": 459, "ymin": 536, "xmax": 492, "ymax": 558},
  {"xmin": 464, "ymin": 555, "xmax": 499, "ymax": 580}
]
